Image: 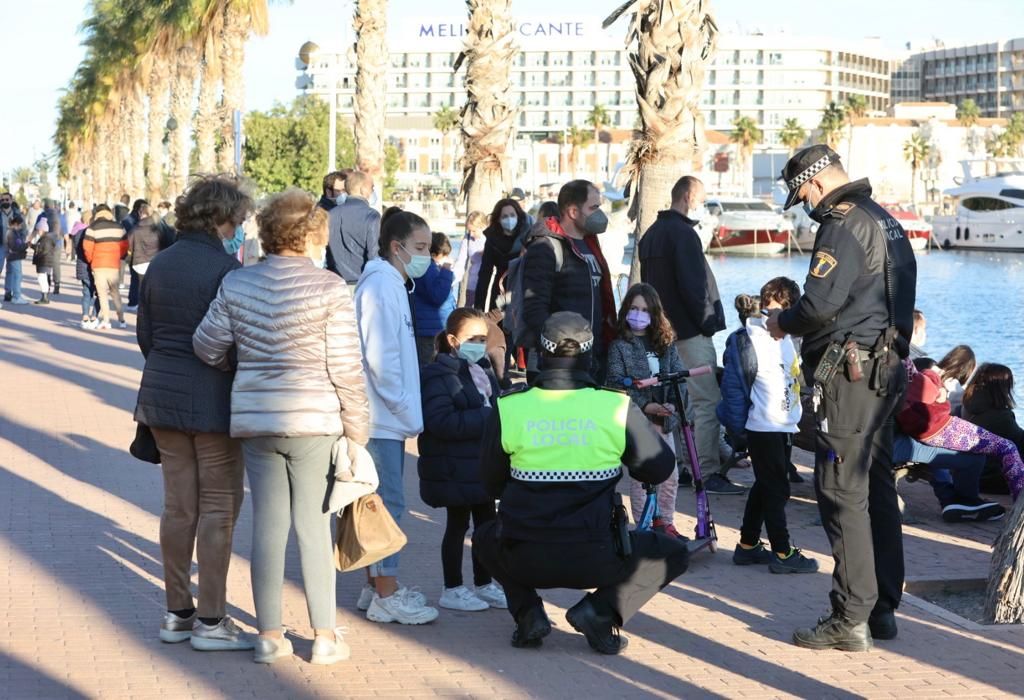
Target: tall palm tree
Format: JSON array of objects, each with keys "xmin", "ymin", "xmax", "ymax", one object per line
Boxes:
[
  {"xmin": 586, "ymin": 104, "xmax": 610, "ymax": 178},
  {"xmin": 604, "ymin": 0, "xmax": 717, "ymax": 283},
  {"xmin": 957, "ymin": 98, "xmax": 982, "ymax": 156},
  {"xmin": 457, "ymin": 0, "xmax": 519, "ymax": 214},
  {"xmin": 903, "ymin": 132, "xmax": 931, "ymax": 205},
  {"xmin": 167, "ymin": 45, "xmax": 200, "ymax": 197},
  {"xmin": 818, "ymin": 102, "xmax": 846, "ymax": 151},
  {"xmin": 729, "ymin": 115, "xmax": 762, "ymax": 175},
  {"xmin": 195, "ymin": 40, "xmax": 222, "ymax": 173},
  {"xmin": 844, "ymin": 94, "xmax": 868, "ymax": 166},
  {"xmin": 353, "ymin": 0, "xmax": 389, "ymax": 182},
  {"xmin": 145, "ymin": 58, "xmax": 171, "ymax": 200},
  {"xmin": 214, "ymin": 0, "xmax": 271, "ymax": 174},
  {"xmin": 567, "ymin": 126, "xmax": 594, "ymax": 176},
  {"xmin": 432, "ymin": 104, "xmax": 459, "ymax": 176},
  {"xmin": 778, "ymin": 118, "xmax": 806, "ymax": 156}
]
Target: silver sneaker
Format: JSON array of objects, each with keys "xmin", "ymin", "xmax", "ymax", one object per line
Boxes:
[
  {"xmin": 357, "ymin": 583, "xmax": 426, "ymax": 611},
  {"xmin": 311, "ymin": 627, "xmax": 351, "ymax": 665},
  {"xmin": 253, "ymin": 635, "xmax": 293, "ymax": 664},
  {"xmin": 159, "ymin": 610, "xmax": 197, "ymax": 643},
  {"xmin": 190, "ymin": 615, "xmax": 255, "ymax": 651}
]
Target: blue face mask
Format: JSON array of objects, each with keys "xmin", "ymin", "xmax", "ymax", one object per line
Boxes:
[
  {"xmin": 803, "ymin": 201, "xmax": 814, "ymax": 217},
  {"xmin": 457, "ymin": 341, "xmax": 487, "ymax": 364},
  {"xmin": 399, "ymin": 243, "xmax": 430, "ymax": 279},
  {"xmin": 223, "ymin": 225, "xmax": 244, "ymax": 255}
]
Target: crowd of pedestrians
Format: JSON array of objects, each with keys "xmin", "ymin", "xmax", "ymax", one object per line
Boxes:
[{"xmin": 5, "ymin": 147, "xmax": 1021, "ymax": 663}]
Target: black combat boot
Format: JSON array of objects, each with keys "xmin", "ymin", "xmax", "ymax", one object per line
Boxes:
[
  {"xmin": 510, "ymin": 604, "xmax": 552, "ymax": 649},
  {"xmin": 33, "ymin": 294, "xmax": 50, "ymax": 305},
  {"xmin": 566, "ymin": 596, "xmax": 629, "ymax": 655},
  {"xmin": 793, "ymin": 611, "xmax": 872, "ymax": 652},
  {"xmin": 868, "ymin": 608, "xmax": 897, "ymax": 640}
]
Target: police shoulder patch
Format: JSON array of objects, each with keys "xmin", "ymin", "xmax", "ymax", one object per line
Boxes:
[
  {"xmin": 810, "ymin": 251, "xmax": 838, "ymax": 278},
  {"xmin": 498, "ymin": 383, "xmax": 532, "ymax": 398},
  {"xmin": 825, "ymin": 201, "xmax": 857, "ymax": 218}
]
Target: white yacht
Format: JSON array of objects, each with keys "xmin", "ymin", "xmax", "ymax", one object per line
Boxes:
[{"xmin": 933, "ymin": 159, "xmax": 1024, "ymax": 252}]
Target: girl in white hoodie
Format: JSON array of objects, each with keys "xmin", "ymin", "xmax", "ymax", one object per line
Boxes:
[{"xmin": 354, "ymin": 208, "xmax": 440, "ymax": 625}]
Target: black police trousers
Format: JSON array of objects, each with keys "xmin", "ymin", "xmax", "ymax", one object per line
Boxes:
[
  {"xmin": 472, "ymin": 520, "xmax": 689, "ymax": 625},
  {"xmin": 814, "ymin": 362, "xmax": 906, "ymax": 623}
]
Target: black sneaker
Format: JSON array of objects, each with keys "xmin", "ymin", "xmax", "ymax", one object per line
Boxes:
[
  {"xmin": 941, "ymin": 499, "xmax": 1005, "ymax": 523},
  {"xmin": 793, "ymin": 611, "xmax": 872, "ymax": 652},
  {"xmin": 510, "ymin": 605, "xmax": 552, "ymax": 649},
  {"xmin": 565, "ymin": 596, "xmax": 628, "ymax": 655},
  {"xmin": 2, "ymin": 293, "xmax": 10, "ymax": 302},
  {"xmin": 868, "ymin": 609, "xmax": 897, "ymax": 640},
  {"xmin": 788, "ymin": 463, "xmax": 805, "ymax": 483},
  {"xmin": 704, "ymin": 473, "xmax": 745, "ymax": 495},
  {"xmin": 770, "ymin": 548, "xmax": 819, "ymax": 574},
  {"xmin": 733, "ymin": 542, "xmax": 773, "ymax": 566},
  {"xmin": 678, "ymin": 467, "xmax": 693, "ymax": 488}
]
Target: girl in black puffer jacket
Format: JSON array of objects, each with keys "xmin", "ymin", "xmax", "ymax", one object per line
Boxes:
[
  {"xmin": 30, "ymin": 218, "xmax": 58, "ymax": 304},
  {"xmin": 417, "ymin": 308, "xmax": 507, "ymax": 612}
]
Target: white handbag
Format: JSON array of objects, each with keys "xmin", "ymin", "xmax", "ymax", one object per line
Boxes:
[{"xmin": 328, "ymin": 437, "xmax": 379, "ymax": 513}]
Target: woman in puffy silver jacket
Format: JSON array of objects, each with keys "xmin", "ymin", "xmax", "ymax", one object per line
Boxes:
[{"xmin": 193, "ymin": 188, "xmax": 369, "ymax": 666}]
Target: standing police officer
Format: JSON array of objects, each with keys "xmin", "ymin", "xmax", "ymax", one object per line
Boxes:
[
  {"xmin": 473, "ymin": 311, "xmax": 690, "ymax": 655},
  {"xmin": 765, "ymin": 145, "xmax": 916, "ymax": 652}
]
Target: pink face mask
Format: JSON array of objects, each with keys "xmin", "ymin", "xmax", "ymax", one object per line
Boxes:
[{"xmin": 626, "ymin": 309, "xmax": 651, "ymax": 331}]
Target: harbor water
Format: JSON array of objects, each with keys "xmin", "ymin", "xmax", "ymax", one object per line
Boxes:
[{"xmin": 707, "ymin": 249, "xmax": 1024, "ymax": 421}]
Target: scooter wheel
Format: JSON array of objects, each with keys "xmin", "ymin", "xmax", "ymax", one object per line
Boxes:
[{"xmin": 708, "ymin": 539, "xmax": 718, "ymax": 553}]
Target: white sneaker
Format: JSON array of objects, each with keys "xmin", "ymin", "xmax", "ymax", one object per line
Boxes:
[
  {"xmin": 80, "ymin": 319, "xmax": 98, "ymax": 330},
  {"xmin": 253, "ymin": 635, "xmax": 293, "ymax": 664},
  {"xmin": 311, "ymin": 627, "xmax": 351, "ymax": 665},
  {"xmin": 474, "ymin": 582, "xmax": 508, "ymax": 609},
  {"xmin": 189, "ymin": 615, "xmax": 256, "ymax": 651},
  {"xmin": 366, "ymin": 589, "xmax": 439, "ymax": 625},
  {"xmin": 357, "ymin": 583, "xmax": 426, "ymax": 611},
  {"xmin": 11, "ymin": 297, "xmax": 29, "ymax": 305},
  {"xmin": 118, "ymin": 320, "xmax": 128, "ymax": 329},
  {"xmin": 439, "ymin": 585, "xmax": 489, "ymax": 612},
  {"xmin": 96, "ymin": 319, "xmax": 111, "ymax": 330}
]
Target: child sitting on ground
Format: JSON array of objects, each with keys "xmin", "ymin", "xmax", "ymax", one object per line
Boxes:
[
  {"xmin": 719, "ymin": 279, "xmax": 818, "ymax": 574},
  {"xmin": 605, "ymin": 283, "xmax": 689, "ymax": 538},
  {"xmin": 900, "ymin": 359, "xmax": 1023, "ymax": 501}
]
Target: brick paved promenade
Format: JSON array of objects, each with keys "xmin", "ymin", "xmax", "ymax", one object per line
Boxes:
[{"xmin": 1, "ymin": 265, "xmax": 1022, "ymax": 699}]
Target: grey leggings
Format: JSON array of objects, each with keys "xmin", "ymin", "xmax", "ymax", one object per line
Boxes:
[{"xmin": 243, "ymin": 435, "xmax": 338, "ymax": 632}]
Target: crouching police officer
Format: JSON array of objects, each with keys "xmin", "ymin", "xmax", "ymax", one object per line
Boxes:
[
  {"xmin": 473, "ymin": 311, "xmax": 689, "ymax": 655},
  {"xmin": 766, "ymin": 145, "xmax": 916, "ymax": 652}
]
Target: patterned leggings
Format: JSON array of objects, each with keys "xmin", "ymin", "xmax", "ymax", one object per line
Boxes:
[
  {"xmin": 922, "ymin": 417, "xmax": 1023, "ymax": 500},
  {"xmin": 629, "ymin": 430, "xmax": 680, "ymax": 524}
]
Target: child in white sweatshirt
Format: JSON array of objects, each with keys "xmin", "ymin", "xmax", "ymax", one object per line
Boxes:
[{"xmin": 720, "ymin": 277, "xmax": 819, "ymax": 574}]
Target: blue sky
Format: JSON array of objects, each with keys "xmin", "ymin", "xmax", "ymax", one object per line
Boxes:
[{"xmin": 2, "ymin": 0, "xmax": 1022, "ymax": 174}]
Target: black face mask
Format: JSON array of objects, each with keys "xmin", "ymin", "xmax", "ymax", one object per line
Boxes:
[{"xmin": 0, "ymin": 202, "xmax": 10, "ymax": 209}]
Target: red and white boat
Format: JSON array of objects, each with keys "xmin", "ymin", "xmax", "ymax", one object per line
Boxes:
[
  {"xmin": 881, "ymin": 203, "xmax": 932, "ymax": 251},
  {"xmin": 703, "ymin": 198, "xmax": 794, "ymax": 255}
]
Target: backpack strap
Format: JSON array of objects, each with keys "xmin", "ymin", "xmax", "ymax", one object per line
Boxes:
[{"xmin": 542, "ymin": 235, "xmax": 564, "ymax": 273}]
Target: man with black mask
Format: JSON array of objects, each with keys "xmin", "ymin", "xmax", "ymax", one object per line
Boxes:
[{"xmin": 521, "ymin": 180, "xmax": 616, "ymax": 381}]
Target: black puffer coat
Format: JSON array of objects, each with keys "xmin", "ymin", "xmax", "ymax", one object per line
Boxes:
[
  {"xmin": 134, "ymin": 231, "xmax": 241, "ymax": 433},
  {"xmin": 472, "ymin": 221, "xmax": 529, "ymax": 311},
  {"xmin": 31, "ymin": 232, "xmax": 59, "ymax": 270},
  {"xmin": 417, "ymin": 353, "xmax": 499, "ymax": 508}
]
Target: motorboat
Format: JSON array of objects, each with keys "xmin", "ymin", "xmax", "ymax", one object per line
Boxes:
[
  {"xmin": 879, "ymin": 203, "xmax": 932, "ymax": 251},
  {"xmin": 932, "ymin": 159, "xmax": 1024, "ymax": 252},
  {"xmin": 704, "ymin": 198, "xmax": 794, "ymax": 255}
]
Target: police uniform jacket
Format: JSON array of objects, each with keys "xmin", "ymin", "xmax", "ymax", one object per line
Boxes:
[
  {"xmin": 479, "ymin": 364, "xmax": 675, "ymax": 543},
  {"xmin": 777, "ymin": 179, "xmax": 917, "ymax": 371}
]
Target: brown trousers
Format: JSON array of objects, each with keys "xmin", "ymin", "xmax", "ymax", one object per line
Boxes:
[{"xmin": 152, "ymin": 428, "xmax": 244, "ymax": 617}]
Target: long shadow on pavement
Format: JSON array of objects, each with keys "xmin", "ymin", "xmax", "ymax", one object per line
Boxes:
[{"xmin": 0, "ymin": 650, "xmax": 89, "ymax": 700}]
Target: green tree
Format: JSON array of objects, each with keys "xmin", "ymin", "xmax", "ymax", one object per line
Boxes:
[
  {"xmin": 903, "ymin": 131, "xmax": 931, "ymax": 205},
  {"xmin": 1005, "ymin": 113, "xmax": 1024, "ymax": 155},
  {"xmin": 818, "ymin": 102, "xmax": 846, "ymax": 150},
  {"xmin": 957, "ymin": 98, "xmax": 981, "ymax": 128},
  {"xmin": 844, "ymin": 94, "xmax": 868, "ymax": 164},
  {"xmin": 729, "ymin": 115, "xmax": 763, "ymax": 171},
  {"xmin": 567, "ymin": 126, "xmax": 594, "ymax": 175},
  {"xmin": 586, "ymin": 104, "xmax": 610, "ymax": 177},
  {"xmin": 432, "ymin": 104, "xmax": 460, "ymax": 175},
  {"xmin": 383, "ymin": 141, "xmax": 401, "ymax": 198},
  {"xmin": 778, "ymin": 118, "xmax": 807, "ymax": 156},
  {"xmin": 242, "ymin": 95, "xmax": 355, "ymax": 196}
]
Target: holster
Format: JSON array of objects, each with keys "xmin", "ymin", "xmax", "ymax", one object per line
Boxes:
[
  {"xmin": 868, "ymin": 327, "xmax": 898, "ymax": 397},
  {"xmin": 611, "ymin": 504, "xmax": 632, "ymax": 559}
]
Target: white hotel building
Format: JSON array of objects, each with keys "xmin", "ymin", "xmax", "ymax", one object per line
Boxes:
[{"xmin": 301, "ymin": 17, "xmax": 895, "ymax": 188}]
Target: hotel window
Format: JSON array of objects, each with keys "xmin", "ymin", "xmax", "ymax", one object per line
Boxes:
[
  {"xmin": 387, "ymin": 94, "xmax": 404, "ymax": 109},
  {"xmin": 407, "ymin": 53, "xmax": 426, "ymax": 68},
  {"xmin": 528, "ymin": 52, "xmax": 546, "ymax": 67},
  {"xmin": 550, "ymin": 52, "xmax": 569, "ymax": 66},
  {"xmin": 429, "ymin": 159, "xmax": 440, "ymax": 172},
  {"xmin": 550, "ymin": 71, "xmax": 570, "ymax": 87},
  {"xmin": 576, "ymin": 52, "xmax": 594, "ymax": 66},
  {"xmin": 406, "ymin": 158, "xmax": 418, "ymax": 173},
  {"xmin": 391, "ymin": 55, "xmax": 407, "ymax": 68}
]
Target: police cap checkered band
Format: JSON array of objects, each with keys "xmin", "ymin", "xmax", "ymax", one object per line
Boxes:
[
  {"xmin": 787, "ymin": 154, "xmax": 833, "ymax": 190},
  {"xmin": 540, "ymin": 333, "xmax": 594, "ymax": 354}
]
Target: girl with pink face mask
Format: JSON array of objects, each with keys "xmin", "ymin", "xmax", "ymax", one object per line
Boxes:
[{"xmin": 605, "ymin": 283, "xmax": 688, "ymax": 539}]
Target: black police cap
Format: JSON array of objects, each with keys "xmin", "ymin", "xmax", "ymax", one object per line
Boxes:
[
  {"xmin": 780, "ymin": 145, "xmax": 841, "ymax": 210},
  {"xmin": 540, "ymin": 311, "xmax": 594, "ymax": 355}
]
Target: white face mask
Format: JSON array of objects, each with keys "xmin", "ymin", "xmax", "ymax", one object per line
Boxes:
[
  {"xmin": 690, "ymin": 205, "xmax": 709, "ymax": 223},
  {"xmin": 368, "ymin": 189, "xmax": 380, "ymax": 207}
]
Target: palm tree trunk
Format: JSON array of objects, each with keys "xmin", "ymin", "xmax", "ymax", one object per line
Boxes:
[
  {"xmin": 985, "ymin": 495, "xmax": 1024, "ymax": 623},
  {"xmin": 168, "ymin": 45, "xmax": 198, "ymax": 198},
  {"xmin": 611, "ymin": 0, "xmax": 717, "ymax": 284},
  {"xmin": 146, "ymin": 63, "xmax": 171, "ymax": 201},
  {"xmin": 219, "ymin": 2, "xmax": 247, "ymax": 174},
  {"xmin": 96, "ymin": 122, "xmax": 111, "ymax": 205},
  {"xmin": 354, "ymin": 0, "xmax": 389, "ymax": 181},
  {"xmin": 196, "ymin": 45, "xmax": 221, "ymax": 174},
  {"xmin": 129, "ymin": 85, "xmax": 147, "ymax": 200},
  {"xmin": 910, "ymin": 166, "xmax": 917, "ymax": 205},
  {"xmin": 460, "ymin": 0, "xmax": 518, "ymax": 215}
]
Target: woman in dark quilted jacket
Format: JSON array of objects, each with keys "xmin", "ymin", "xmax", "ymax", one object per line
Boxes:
[
  {"xmin": 418, "ymin": 308, "xmax": 507, "ymax": 613},
  {"xmin": 30, "ymin": 217, "xmax": 58, "ymax": 304}
]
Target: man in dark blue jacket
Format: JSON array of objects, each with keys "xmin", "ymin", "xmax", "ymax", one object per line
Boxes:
[
  {"xmin": 638, "ymin": 176, "xmax": 738, "ymax": 495},
  {"xmin": 326, "ymin": 171, "xmax": 380, "ymax": 284}
]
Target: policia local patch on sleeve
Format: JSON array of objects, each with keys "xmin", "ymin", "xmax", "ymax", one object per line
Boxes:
[{"xmin": 810, "ymin": 251, "xmax": 838, "ymax": 278}]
